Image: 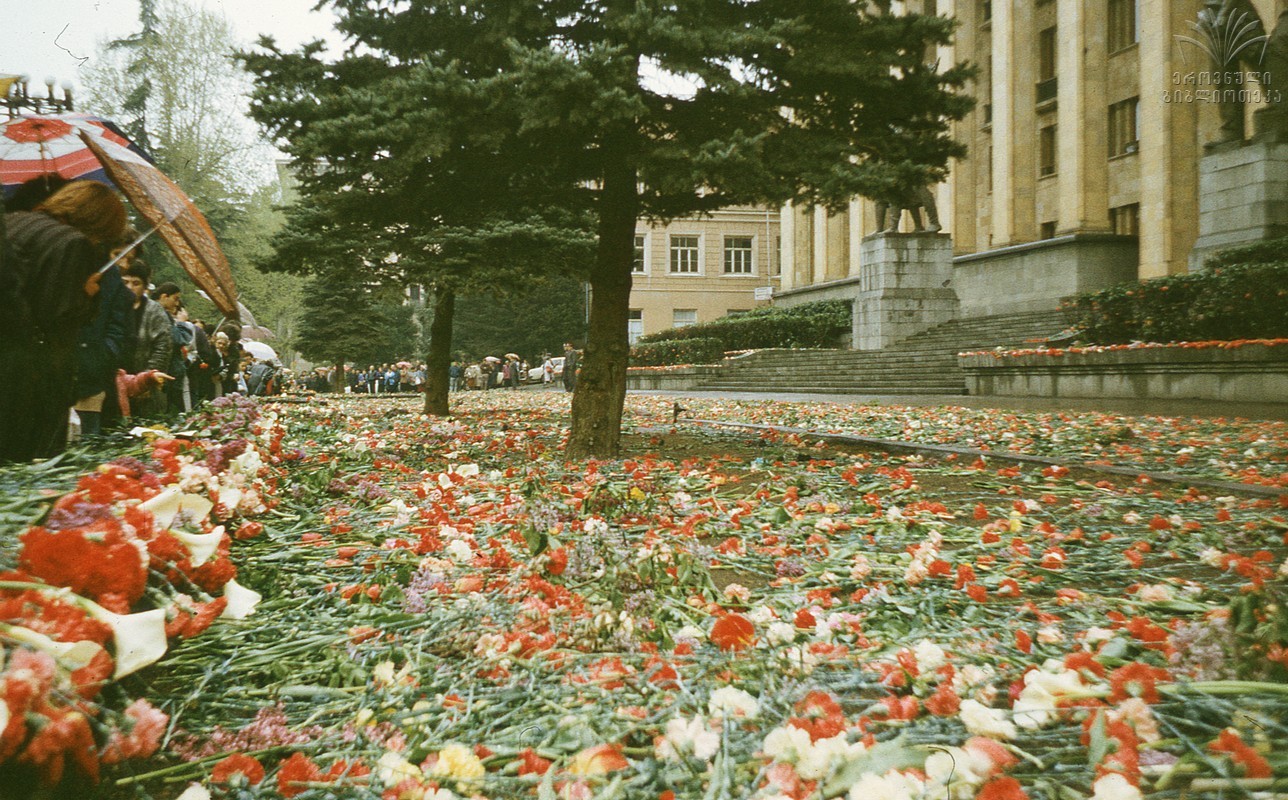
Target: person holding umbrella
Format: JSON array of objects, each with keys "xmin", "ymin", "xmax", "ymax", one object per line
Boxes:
[{"xmin": 0, "ymin": 180, "xmax": 127, "ymax": 461}]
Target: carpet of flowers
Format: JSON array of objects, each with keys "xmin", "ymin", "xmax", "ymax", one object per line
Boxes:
[{"xmin": 1, "ymin": 391, "xmax": 1286, "ymax": 800}]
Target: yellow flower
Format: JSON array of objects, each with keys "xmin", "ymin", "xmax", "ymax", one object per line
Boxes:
[{"xmin": 429, "ymin": 743, "xmax": 485, "ymax": 784}]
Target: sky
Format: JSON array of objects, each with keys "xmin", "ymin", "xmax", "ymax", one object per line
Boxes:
[{"xmin": 3, "ymin": 0, "xmax": 342, "ymax": 95}]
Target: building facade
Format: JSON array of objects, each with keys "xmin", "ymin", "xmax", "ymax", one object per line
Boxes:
[
  {"xmin": 629, "ymin": 206, "xmax": 781, "ymax": 341},
  {"xmin": 779, "ymin": 0, "xmax": 1288, "ymax": 320}
]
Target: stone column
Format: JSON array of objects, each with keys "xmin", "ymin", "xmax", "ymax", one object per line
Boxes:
[
  {"xmin": 992, "ymin": 0, "xmax": 1037, "ymax": 246},
  {"xmin": 825, "ymin": 210, "xmax": 849, "ymax": 281},
  {"xmin": 1139, "ymin": 0, "xmax": 1201, "ymax": 278},
  {"xmin": 990, "ymin": 1, "xmax": 1014, "ymax": 246},
  {"xmin": 852, "ymin": 233, "xmax": 960, "ymax": 351},
  {"xmin": 779, "ymin": 203, "xmax": 796, "ymax": 292},
  {"xmin": 812, "ymin": 205, "xmax": 828, "ymax": 285},
  {"xmin": 1057, "ymin": 0, "xmax": 1111, "ymax": 233}
]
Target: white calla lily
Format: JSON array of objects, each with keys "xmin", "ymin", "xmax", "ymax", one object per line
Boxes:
[
  {"xmin": 0, "ymin": 623, "xmax": 105, "ymax": 671},
  {"xmin": 139, "ymin": 486, "xmax": 214, "ymax": 530},
  {"xmin": 81, "ymin": 602, "xmax": 168, "ymax": 679},
  {"xmin": 220, "ymin": 578, "xmax": 262, "ymax": 620},
  {"xmin": 172, "ymin": 527, "xmax": 225, "ymax": 567}
]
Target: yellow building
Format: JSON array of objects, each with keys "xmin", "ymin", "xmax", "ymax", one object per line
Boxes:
[
  {"xmin": 779, "ymin": 0, "xmax": 1288, "ymax": 320},
  {"xmin": 629, "ymin": 206, "xmax": 781, "ymax": 341}
]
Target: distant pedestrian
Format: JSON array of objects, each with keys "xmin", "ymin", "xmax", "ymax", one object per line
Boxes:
[{"xmin": 562, "ymin": 342, "xmax": 578, "ymax": 392}]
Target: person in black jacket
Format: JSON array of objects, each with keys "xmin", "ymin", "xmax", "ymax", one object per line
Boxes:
[{"xmin": 0, "ymin": 181, "xmax": 127, "ymax": 461}]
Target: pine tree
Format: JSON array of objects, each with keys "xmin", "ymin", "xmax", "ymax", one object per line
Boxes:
[{"xmin": 244, "ymin": 1, "xmax": 972, "ymax": 454}]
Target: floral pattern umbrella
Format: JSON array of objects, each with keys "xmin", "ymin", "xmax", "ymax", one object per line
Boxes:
[{"xmin": 79, "ymin": 131, "xmax": 239, "ymax": 317}]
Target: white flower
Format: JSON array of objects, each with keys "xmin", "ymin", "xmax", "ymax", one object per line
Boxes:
[
  {"xmin": 747, "ymin": 605, "xmax": 777, "ymax": 625},
  {"xmin": 376, "ymin": 751, "xmax": 423, "ymax": 786},
  {"xmin": 1013, "ymin": 665, "xmax": 1084, "ymax": 729},
  {"xmin": 797, "ymin": 734, "xmax": 865, "ymax": 780},
  {"xmin": 846, "ymin": 769, "xmax": 926, "ymax": 800},
  {"xmin": 1199, "ymin": 547, "xmax": 1226, "ymax": 567},
  {"xmin": 175, "ymin": 785, "xmax": 211, "ymax": 800},
  {"xmin": 81, "ymin": 602, "xmax": 168, "ymax": 679},
  {"xmin": 584, "ymin": 517, "xmax": 609, "ymax": 535},
  {"xmin": 779, "ymin": 645, "xmax": 818, "ymax": 675},
  {"xmin": 723, "ymin": 583, "xmax": 751, "ymax": 603},
  {"xmin": 220, "ymin": 578, "xmax": 262, "ymax": 620},
  {"xmin": 767, "ymin": 622, "xmax": 797, "ymax": 645},
  {"xmin": 1036, "ymin": 625, "xmax": 1064, "ymax": 644},
  {"xmin": 850, "ymin": 554, "xmax": 872, "ymax": 580},
  {"xmin": 762, "ymin": 725, "xmax": 812, "ymax": 763},
  {"xmin": 445, "ymin": 539, "xmax": 474, "ymax": 563},
  {"xmin": 1137, "ymin": 583, "xmax": 1173, "ymax": 603},
  {"xmin": 450, "ymin": 462, "xmax": 480, "ymax": 478},
  {"xmin": 959, "ymin": 699, "xmax": 1017, "ymax": 740},
  {"xmin": 1082, "ymin": 626, "xmax": 1116, "ymax": 644},
  {"xmin": 1090, "ymin": 773, "xmax": 1143, "ymax": 800},
  {"xmin": 658, "ymin": 716, "xmax": 720, "ymax": 762},
  {"xmin": 138, "ymin": 486, "xmax": 214, "ymax": 530},
  {"xmin": 675, "ymin": 624, "xmax": 704, "ymax": 641},
  {"xmin": 913, "ymin": 639, "xmax": 947, "ymax": 671},
  {"xmin": 709, "ymin": 686, "xmax": 759, "ymax": 720}
]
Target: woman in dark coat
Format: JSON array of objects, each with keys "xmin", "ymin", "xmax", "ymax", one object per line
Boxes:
[{"xmin": 0, "ymin": 181, "xmax": 128, "ymax": 461}]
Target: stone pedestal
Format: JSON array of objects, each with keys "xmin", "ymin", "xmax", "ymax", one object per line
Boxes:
[
  {"xmin": 1190, "ymin": 139, "xmax": 1288, "ymax": 270},
  {"xmin": 853, "ymin": 233, "xmax": 959, "ymax": 351}
]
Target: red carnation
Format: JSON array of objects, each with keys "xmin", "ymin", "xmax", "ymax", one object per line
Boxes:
[
  {"xmin": 709, "ymin": 614, "xmax": 755, "ymax": 651},
  {"xmin": 212, "ymin": 753, "xmax": 266, "ymax": 784},
  {"xmin": 277, "ymin": 752, "xmax": 323, "ymax": 798}
]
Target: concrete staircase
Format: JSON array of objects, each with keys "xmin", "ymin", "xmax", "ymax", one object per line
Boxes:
[{"xmin": 696, "ymin": 311, "xmax": 1069, "ymax": 395}]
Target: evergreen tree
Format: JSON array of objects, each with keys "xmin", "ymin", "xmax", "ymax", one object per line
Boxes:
[
  {"xmin": 296, "ymin": 269, "xmax": 415, "ymax": 376},
  {"xmin": 244, "ymin": 1, "xmax": 971, "ymax": 454}
]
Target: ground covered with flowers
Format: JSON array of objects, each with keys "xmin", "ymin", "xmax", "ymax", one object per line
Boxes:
[{"xmin": 1, "ymin": 392, "xmax": 1286, "ymax": 800}]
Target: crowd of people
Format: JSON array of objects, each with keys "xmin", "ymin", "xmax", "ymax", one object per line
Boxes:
[
  {"xmin": 0, "ymin": 177, "xmax": 282, "ymax": 463},
  {"xmin": 296, "ymin": 343, "xmax": 581, "ymax": 396}
]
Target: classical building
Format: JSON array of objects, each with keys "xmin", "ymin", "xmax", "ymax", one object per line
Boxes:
[
  {"xmin": 778, "ymin": 0, "xmax": 1288, "ymax": 328},
  {"xmin": 629, "ymin": 206, "xmax": 781, "ymax": 341}
]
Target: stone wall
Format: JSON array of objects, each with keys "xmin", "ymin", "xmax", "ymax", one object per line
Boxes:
[
  {"xmin": 952, "ymin": 234, "xmax": 1139, "ymax": 318},
  {"xmin": 626, "ymin": 366, "xmax": 722, "ymax": 392},
  {"xmin": 959, "ymin": 344, "xmax": 1288, "ymax": 404}
]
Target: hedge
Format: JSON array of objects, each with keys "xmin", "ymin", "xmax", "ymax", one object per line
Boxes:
[
  {"xmin": 630, "ymin": 337, "xmax": 726, "ymax": 367},
  {"xmin": 637, "ymin": 300, "xmax": 851, "ymax": 352},
  {"xmin": 1064, "ymin": 239, "xmax": 1288, "ymax": 344}
]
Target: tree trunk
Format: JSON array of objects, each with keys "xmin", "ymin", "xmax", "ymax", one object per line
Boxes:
[
  {"xmin": 567, "ymin": 132, "xmax": 638, "ymax": 459},
  {"xmin": 332, "ymin": 361, "xmax": 345, "ymax": 393},
  {"xmin": 424, "ymin": 285, "xmax": 455, "ymax": 416}
]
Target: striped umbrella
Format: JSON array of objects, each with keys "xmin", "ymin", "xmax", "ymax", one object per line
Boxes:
[{"xmin": 0, "ymin": 112, "xmax": 154, "ymax": 195}]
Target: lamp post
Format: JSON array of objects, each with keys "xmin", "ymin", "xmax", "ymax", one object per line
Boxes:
[{"xmin": 2, "ymin": 74, "xmax": 75, "ymax": 118}]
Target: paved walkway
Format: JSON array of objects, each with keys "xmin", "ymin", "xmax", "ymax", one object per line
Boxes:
[{"xmin": 629, "ymin": 389, "xmax": 1288, "ymax": 421}]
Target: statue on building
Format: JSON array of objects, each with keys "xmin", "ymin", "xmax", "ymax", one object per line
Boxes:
[
  {"xmin": 1257, "ymin": 11, "xmax": 1288, "ymax": 141},
  {"xmin": 875, "ymin": 184, "xmax": 941, "ymax": 234},
  {"xmin": 1189, "ymin": 0, "xmax": 1268, "ymax": 142}
]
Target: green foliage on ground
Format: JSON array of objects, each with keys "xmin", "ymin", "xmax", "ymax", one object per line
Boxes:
[
  {"xmin": 1065, "ymin": 239, "xmax": 1288, "ymax": 344},
  {"xmin": 633, "ymin": 301, "xmax": 851, "ymax": 365}
]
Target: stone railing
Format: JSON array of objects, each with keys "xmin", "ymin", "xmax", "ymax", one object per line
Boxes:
[{"xmin": 958, "ymin": 342, "xmax": 1288, "ymax": 403}]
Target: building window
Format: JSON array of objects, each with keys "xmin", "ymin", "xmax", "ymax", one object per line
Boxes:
[
  {"xmin": 980, "ymin": 0, "xmax": 991, "ymax": 23},
  {"xmin": 1040, "ymin": 221, "xmax": 1058, "ymax": 240},
  {"xmin": 669, "ymin": 235, "xmax": 700, "ymax": 274},
  {"xmin": 1039, "ymin": 125, "xmax": 1058, "ymax": 176},
  {"xmin": 1109, "ymin": 97, "xmax": 1140, "ymax": 156},
  {"xmin": 628, "ymin": 309, "xmax": 644, "ymax": 344},
  {"xmin": 723, "ymin": 236, "xmax": 754, "ymax": 274},
  {"xmin": 1110, "ymin": 203, "xmax": 1140, "ymax": 236},
  {"xmin": 774, "ymin": 236, "xmax": 782, "ymax": 276},
  {"xmin": 673, "ymin": 309, "xmax": 697, "ymax": 328},
  {"xmin": 632, "ymin": 235, "xmax": 646, "ymax": 274},
  {"xmin": 1037, "ymin": 26, "xmax": 1058, "ymax": 103},
  {"xmin": 1108, "ymin": 0, "xmax": 1138, "ymax": 53}
]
